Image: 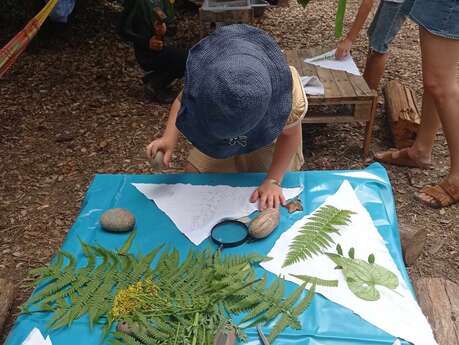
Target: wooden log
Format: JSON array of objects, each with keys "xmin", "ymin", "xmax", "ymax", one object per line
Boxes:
[
  {"xmin": 413, "ymin": 278, "xmax": 459, "ymax": 345},
  {"xmin": 0, "ymin": 278, "xmax": 15, "ymax": 334},
  {"xmin": 399, "ymin": 223, "xmax": 427, "ymax": 266},
  {"xmin": 383, "ymin": 80, "xmax": 421, "ymax": 149}
]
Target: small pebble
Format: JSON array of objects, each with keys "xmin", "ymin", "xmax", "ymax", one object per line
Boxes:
[{"xmin": 100, "ymin": 208, "xmax": 135, "ymax": 233}]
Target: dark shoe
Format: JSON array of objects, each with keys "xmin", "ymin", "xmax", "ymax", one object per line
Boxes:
[{"xmin": 144, "ymin": 83, "xmax": 175, "ymax": 104}]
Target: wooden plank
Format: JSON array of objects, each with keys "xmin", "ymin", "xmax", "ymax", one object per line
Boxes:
[
  {"xmin": 330, "ymin": 69, "xmax": 357, "ymax": 98},
  {"xmin": 315, "ymin": 66, "xmax": 341, "ymax": 99},
  {"xmin": 414, "ymin": 278, "xmax": 459, "ymax": 345},
  {"xmin": 0, "ymin": 278, "xmax": 15, "ymax": 334},
  {"xmin": 348, "ymin": 73, "xmax": 373, "ymax": 97}
]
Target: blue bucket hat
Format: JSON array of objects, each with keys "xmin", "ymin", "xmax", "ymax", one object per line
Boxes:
[{"xmin": 176, "ymin": 24, "xmax": 292, "ymax": 159}]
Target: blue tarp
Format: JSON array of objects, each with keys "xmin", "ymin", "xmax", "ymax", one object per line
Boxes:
[{"xmin": 5, "ymin": 163, "xmax": 411, "ymax": 345}]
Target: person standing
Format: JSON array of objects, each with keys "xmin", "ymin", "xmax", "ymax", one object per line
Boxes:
[
  {"xmin": 336, "ymin": 0, "xmax": 411, "ymax": 91},
  {"xmin": 375, "ymin": 0, "xmax": 459, "ymax": 208}
]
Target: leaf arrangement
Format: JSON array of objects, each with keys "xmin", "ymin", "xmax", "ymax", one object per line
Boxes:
[
  {"xmin": 283, "ymin": 205, "xmax": 354, "ymax": 267},
  {"xmin": 22, "ymin": 233, "xmax": 322, "ymax": 344},
  {"xmin": 326, "ymin": 246, "xmax": 399, "ymax": 301}
]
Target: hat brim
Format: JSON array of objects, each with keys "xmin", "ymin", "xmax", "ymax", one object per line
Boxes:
[{"xmin": 176, "ymin": 25, "xmax": 292, "ymax": 159}]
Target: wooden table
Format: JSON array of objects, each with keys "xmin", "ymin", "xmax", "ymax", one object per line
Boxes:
[{"xmin": 285, "ymin": 48, "xmax": 378, "ymax": 156}]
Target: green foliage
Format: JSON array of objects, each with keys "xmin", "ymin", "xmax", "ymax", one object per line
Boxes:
[
  {"xmin": 335, "ymin": 0, "xmax": 347, "ymax": 38},
  {"xmin": 295, "ymin": 0, "xmax": 348, "ymax": 38},
  {"xmin": 326, "ymin": 247, "xmax": 399, "ymax": 301},
  {"xmin": 22, "ymin": 236, "xmax": 320, "ymax": 344},
  {"xmin": 283, "ymin": 205, "xmax": 354, "ymax": 267},
  {"xmin": 290, "ymin": 274, "xmax": 338, "ymax": 287},
  {"xmin": 296, "ymin": 0, "xmax": 312, "ymax": 8}
]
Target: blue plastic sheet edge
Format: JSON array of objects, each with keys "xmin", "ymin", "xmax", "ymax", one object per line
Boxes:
[{"xmin": 5, "ymin": 163, "xmax": 412, "ymax": 345}]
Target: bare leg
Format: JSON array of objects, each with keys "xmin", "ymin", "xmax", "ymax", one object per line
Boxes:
[
  {"xmin": 416, "ymin": 27, "xmax": 459, "ymax": 204},
  {"xmin": 363, "ymin": 50, "xmax": 389, "ymax": 91}
]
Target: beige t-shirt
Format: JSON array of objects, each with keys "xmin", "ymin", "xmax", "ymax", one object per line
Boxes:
[{"xmin": 188, "ymin": 66, "xmax": 308, "ymax": 173}]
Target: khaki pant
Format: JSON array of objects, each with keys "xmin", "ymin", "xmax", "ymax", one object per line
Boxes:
[{"xmin": 188, "ymin": 133, "xmax": 304, "ymax": 173}]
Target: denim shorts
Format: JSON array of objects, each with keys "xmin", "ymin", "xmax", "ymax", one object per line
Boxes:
[
  {"xmin": 367, "ymin": 1, "xmax": 410, "ymax": 54},
  {"xmin": 409, "ymin": 0, "xmax": 459, "ymax": 40}
]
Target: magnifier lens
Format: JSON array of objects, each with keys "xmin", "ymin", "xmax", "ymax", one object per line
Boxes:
[{"xmin": 211, "ymin": 221, "xmax": 249, "ymax": 247}]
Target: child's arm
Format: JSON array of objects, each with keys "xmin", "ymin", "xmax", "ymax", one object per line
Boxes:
[
  {"xmin": 146, "ymin": 94, "xmax": 182, "ymax": 167},
  {"xmin": 335, "ymin": 0, "xmax": 374, "ymax": 59},
  {"xmin": 250, "ymin": 123, "xmax": 302, "ymax": 210}
]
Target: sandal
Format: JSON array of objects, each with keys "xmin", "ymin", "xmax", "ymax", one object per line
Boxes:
[
  {"xmin": 416, "ymin": 180, "xmax": 459, "ymax": 208},
  {"xmin": 374, "ymin": 148, "xmax": 432, "ymax": 169}
]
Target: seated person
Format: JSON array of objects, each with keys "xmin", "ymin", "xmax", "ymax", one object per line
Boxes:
[
  {"xmin": 119, "ymin": 0, "xmax": 188, "ymax": 104},
  {"xmin": 146, "ymin": 24, "xmax": 308, "ymax": 210}
]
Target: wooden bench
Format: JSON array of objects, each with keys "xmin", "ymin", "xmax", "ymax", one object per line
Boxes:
[{"xmin": 285, "ymin": 48, "xmax": 378, "ymax": 156}]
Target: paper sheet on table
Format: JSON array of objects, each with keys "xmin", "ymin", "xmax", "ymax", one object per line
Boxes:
[
  {"xmin": 133, "ymin": 183, "xmax": 303, "ymax": 245},
  {"xmin": 21, "ymin": 328, "xmax": 52, "ymax": 345},
  {"xmin": 304, "ymin": 49, "xmax": 361, "ymax": 76},
  {"xmin": 300, "ymin": 76, "xmax": 325, "ymax": 96},
  {"xmin": 261, "ymin": 181, "xmax": 437, "ymax": 345}
]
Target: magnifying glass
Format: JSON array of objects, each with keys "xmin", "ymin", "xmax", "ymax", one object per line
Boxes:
[{"xmin": 210, "ymin": 217, "xmax": 252, "ymax": 249}]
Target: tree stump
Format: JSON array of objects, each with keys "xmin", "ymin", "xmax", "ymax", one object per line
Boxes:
[
  {"xmin": 414, "ymin": 278, "xmax": 459, "ymax": 345},
  {"xmin": 383, "ymin": 80, "xmax": 421, "ymax": 149},
  {"xmin": 0, "ymin": 278, "xmax": 15, "ymax": 334},
  {"xmin": 399, "ymin": 223, "xmax": 427, "ymax": 266}
]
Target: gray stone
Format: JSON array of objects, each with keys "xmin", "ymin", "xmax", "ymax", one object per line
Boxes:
[{"xmin": 100, "ymin": 208, "xmax": 135, "ymax": 233}]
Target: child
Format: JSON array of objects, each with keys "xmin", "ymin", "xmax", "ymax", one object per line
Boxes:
[
  {"xmin": 146, "ymin": 25, "xmax": 308, "ymax": 210},
  {"xmin": 335, "ymin": 0, "xmax": 411, "ymax": 91},
  {"xmin": 119, "ymin": 0, "xmax": 188, "ymax": 104}
]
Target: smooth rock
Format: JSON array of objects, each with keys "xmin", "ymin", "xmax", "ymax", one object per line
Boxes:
[{"xmin": 100, "ymin": 208, "xmax": 135, "ymax": 232}]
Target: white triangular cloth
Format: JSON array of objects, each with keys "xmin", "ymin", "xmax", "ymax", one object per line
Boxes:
[
  {"xmin": 133, "ymin": 183, "xmax": 303, "ymax": 245},
  {"xmin": 304, "ymin": 49, "xmax": 361, "ymax": 76},
  {"xmin": 261, "ymin": 181, "xmax": 437, "ymax": 345},
  {"xmin": 21, "ymin": 328, "xmax": 52, "ymax": 345}
]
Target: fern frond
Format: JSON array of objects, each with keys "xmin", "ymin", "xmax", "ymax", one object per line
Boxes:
[
  {"xmin": 118, "ymin": 230, "xmax": 137, "ymax": 255},
  {"xmin": 283, "ymin": 206, "xmax": 354, "ymax": 267},
  {"xmin": 290, "ymin": 274, "xmax": 338, "ymax": 287}
]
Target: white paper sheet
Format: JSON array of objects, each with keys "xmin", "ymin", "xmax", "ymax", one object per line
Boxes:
[
  {"xmin": 300, "ymin": 76, "xmax": 325, "ymax": 96},
  {"xmin": 133, "ymin": 183, "xmax": 303, "ymax": 245},
  {"xmin": 304, "ymin": 49, "xmax": 361, "ymax": 76},
  {"xmin": 21, "ymin": 328, "xmax": 52, "ymax": 345},
  {"xmin": 261, "ymin": 181, "xmax": 437, "ymax": 345}
]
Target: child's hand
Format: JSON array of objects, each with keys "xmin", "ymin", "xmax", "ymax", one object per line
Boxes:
[
  {"xmin": 250, "ymin": 179, "xmax": 286, "ymax": 210},
  {"xmin": 149, "ymin": 37, "xmax": 164, "ymax": 51},
  {"xmin": 335, "ymin": 37, "xmax": 352, "ymax": 59},
  {"xmin": 146, "ymin": 136, "xmax": 176, "ymax": 168},
  {"xmin": 154, "ymin": 22, "xmax": 167, "ymax": 37}
]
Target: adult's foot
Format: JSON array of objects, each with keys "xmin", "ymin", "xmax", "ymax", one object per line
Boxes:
[
  {"xmin": 374, "ymin": 148, "xmax": 432, "ymax": 169},
  {"xmin": 415, "ymin": 177, "xmax": 459, "ymax": 208}
]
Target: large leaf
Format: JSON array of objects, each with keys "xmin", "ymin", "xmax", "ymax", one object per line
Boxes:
[{"xmin": 326, "ymin": 253, "xmax": 399, "ymax": 301}]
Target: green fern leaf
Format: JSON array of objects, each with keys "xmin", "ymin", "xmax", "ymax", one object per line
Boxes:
[
  {"xmin": 290, "ymin": 274, "xmax": 338, "ymax": 287},
  {"xmin": 283, "ymin": 205, "xmax": 354, "ymax": 267},
  {"xmin": 118, "ymin": 230, "xmax": 137, "ymax": 255}
]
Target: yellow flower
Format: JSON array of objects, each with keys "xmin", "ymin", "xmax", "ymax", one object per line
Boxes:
[{"xmin": 111, "ymin": 280, "xmax": 159, "ymax": 319}]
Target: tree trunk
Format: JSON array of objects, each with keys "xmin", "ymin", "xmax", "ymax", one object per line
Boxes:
[{"xmin": 384, "ymin": 80, "xmax": 421, "ymax": 149}]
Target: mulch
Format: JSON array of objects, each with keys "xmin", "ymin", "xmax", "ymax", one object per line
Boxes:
[{"xmin": 0, "ymin": 0, "xmax": 457, "ymax": 341}]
